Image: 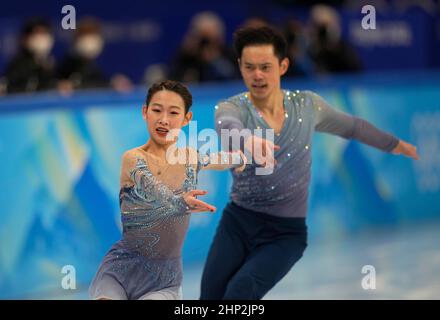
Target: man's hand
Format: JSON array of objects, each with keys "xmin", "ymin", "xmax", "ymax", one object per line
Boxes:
[
  {"xmin": 392, "ymin": 140, "xmax": 420, "ymax": 160},
  {"xmin": 244, "ymin": 135, "xmax": 280, "ymax": 168}
]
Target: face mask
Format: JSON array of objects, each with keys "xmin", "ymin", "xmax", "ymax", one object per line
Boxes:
[
  {"xmin": 75, "ymin": 35, "xmax": 103, "ymax": 59},
  {"xmin": 27, "ymin": 33, "xmax": 54, "ymax": 57}
]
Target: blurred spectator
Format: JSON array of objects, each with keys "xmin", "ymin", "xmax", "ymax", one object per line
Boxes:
[
  {"xmin": 283, "ymin": 19, "xmax": 312, "ymax": 78},
  {"xmin": 307, "ymin": 4, "xmax": 362, "ymax": 74},
  {"xmin": 170, "ymin": 11, "xmax": 239, "ymax": 83},
  {"xmin": 0, "ymin": 77, "xmax": 6, "ymax": 96},
  {"xmin": 57, "ymin": 17, "xmax": 132, "ymax": 93},
  {"xmin": 3, "ymin": 17, "xmax": 56, "ymax": 94},
  {"xmin": 143, "ymin": 63, "xmax": 168, "ymax": 87},
  {"xmin": 240, "ymin": 16, "xmax": 270, "ymax": 29}
]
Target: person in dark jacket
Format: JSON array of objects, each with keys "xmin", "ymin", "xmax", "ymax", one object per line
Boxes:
[
  {"xmin": 57, "ymin": 17, "xmax": 108, "ymax": 90},
  {"xmin": 57, "ymin": 16, "xmax": 132, "ymax": 93},
  {"xmin": 4, "ymin": 17, "xmax": 56, "ymax": 94}
]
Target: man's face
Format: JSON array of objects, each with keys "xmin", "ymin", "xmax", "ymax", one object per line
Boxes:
[{"xmin": 239, "ymin": 45, "xmax": 288, "ymax": 101}]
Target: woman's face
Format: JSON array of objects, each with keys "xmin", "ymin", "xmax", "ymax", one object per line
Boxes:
[{"xmin": 142, "ymin": 90, "xmax": 192, "ymax": 146}]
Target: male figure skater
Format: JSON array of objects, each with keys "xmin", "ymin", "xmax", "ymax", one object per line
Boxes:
[{"xmin": 200, "ymin": 26, "xmax": 419, "ymax": 300}]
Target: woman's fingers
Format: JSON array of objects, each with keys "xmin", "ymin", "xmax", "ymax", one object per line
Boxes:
[
  {"xmin": 188, "ymin": 189, "xmax": 208, "ymax": 197},
  {"xmin": 187, "ymin": 198, "xmax": 216, "ymax": 213},
  {"xmin": 183, "ymin": 189, "xmax": 215, "ymax": 213}
]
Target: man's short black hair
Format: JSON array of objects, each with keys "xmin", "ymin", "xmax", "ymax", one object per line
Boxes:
[{"xmin": 233, "ymin": 26, "xmax": 288, "ymax": 61}]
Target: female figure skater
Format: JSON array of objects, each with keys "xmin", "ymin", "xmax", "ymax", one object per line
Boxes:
[{"xmin": 89, "ymin": 80, "xmax": 246, "ymax": 300}]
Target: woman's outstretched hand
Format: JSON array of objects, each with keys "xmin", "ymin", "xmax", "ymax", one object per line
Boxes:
[{"xmin": 183, "ymin": 190, "xmax": 216, "ymax": 213}]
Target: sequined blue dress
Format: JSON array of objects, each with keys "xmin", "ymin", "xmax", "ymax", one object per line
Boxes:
[{"xmin": 89, "ymin": 157, "xmax": 199, "ymax": 300}]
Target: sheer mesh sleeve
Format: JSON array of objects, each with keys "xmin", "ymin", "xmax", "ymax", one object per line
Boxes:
[
  {"xmin": 308, "ymin": 90, "xmax": 399, "ymax": 152},
  {"xmin": 197, "ymin": 150, "xmax": 246, "ymax": 171}
]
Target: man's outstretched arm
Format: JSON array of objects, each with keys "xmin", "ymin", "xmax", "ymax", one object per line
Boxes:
[{"xmin": 309, "ymin": 91, "xmax": 419, "ymax": 160}]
